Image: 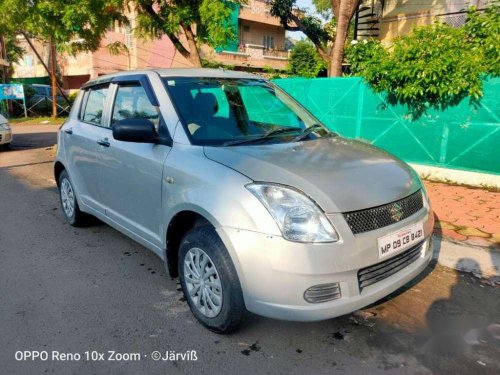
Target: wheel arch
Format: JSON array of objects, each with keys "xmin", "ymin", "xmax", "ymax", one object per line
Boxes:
[
  {"xmin": 164, "ymin": 208, "xmax": 218, "ymax": 277},
  {"xmin": 54, "ymin": 161, "xmax": 66, "ymax": 187}
]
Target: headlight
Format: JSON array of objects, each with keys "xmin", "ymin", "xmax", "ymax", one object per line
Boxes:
[
  {"xmin": 0, "ymin": 122, "xmax": 10, "ymax": 130},
  {"xmin": 246, "ymin": 183, "xmax": 339, "ymax": 243}
]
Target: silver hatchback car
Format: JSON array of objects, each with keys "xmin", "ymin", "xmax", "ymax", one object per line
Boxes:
[{"xmin": 55, "ymin": 69, "xmax": 434, "ymax": 333}]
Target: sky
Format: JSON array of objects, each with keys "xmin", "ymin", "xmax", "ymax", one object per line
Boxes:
[
  {"xmin": 287, "ymin": 0, "xmax": 317, "ymax": 40},
  {"xmin": 296, "ymin": 0, "xmax": 314, "ymax": 8}
]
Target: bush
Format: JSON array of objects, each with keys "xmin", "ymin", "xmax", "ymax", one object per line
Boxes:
[
  {"xmin": 345, "ymin": 4, "xmax": 499, "ymax": 119},
  {"xmin": 68, "ymin": 91, "xmax": 79, "ymax": 106},
  {"xmin": 287, "ymin": 40, "xmax": 326, "ymax": 78},
  {"xmin": 464, "ymin": 3, "xmax": 500, "ymax": 76}
]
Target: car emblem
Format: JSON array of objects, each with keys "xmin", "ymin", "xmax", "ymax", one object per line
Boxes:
[{"xmin": 389, "ymin": 203, "xmax": 404, "ymax": 222}]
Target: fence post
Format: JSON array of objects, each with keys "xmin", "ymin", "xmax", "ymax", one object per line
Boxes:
[
  {"xmin": 355, "ymin": 80, "xmax": 364, "ymax": 138},
  {"xmin": 439, "ymin": 122, "xmax": 449, "ymax": 165}
]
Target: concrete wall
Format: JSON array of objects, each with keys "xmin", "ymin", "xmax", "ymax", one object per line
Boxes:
[
  {"xmin": 239, "ymin": 0, "xmax": 282, "ymax": 27},
  {"xmin": 239, "ymin": 20, "xmax": 286, "ymax": 50},
  {"xmin": 379, "ymin": 0, "xmax": 489, "ymax": 41},
  {"xmin": 11, "ymin": 38, "xmax": 49, "ymax": 79}
]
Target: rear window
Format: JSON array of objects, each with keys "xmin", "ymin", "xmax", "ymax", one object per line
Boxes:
[{"xmin": 82, "ymin": 85, "xmax": 109, "ymax": 126}]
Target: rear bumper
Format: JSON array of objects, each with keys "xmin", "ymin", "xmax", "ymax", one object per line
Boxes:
[{"xmin": 218, "ymin": 206, "xmax": 434, "ymax": 321}]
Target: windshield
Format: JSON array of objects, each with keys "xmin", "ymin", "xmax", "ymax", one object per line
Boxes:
[{"xmin": 162, "ymin": 77, "xmax": 331, "ymax": 146}]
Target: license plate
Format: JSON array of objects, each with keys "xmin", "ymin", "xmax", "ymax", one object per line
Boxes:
[{"xmin": 378, "ymin": 222, "xmax": 424, "ymax": 259}]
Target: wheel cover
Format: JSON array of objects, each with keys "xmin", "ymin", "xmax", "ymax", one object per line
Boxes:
[
  {"xmin": 61, "ymin": 178, "xmax": 75, "ymax": 218},
  {"xmin": 183, "ymin": 247, "xmax": 223, "ymax": 318}
]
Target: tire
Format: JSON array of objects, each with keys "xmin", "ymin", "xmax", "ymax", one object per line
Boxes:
[
  {"xmin": 58, "ymin": 170, "xmax": 88, "ymax": 227},
  {"xmin": 179, "ymin": 225, "xmax": 245, "ymax": 333}
]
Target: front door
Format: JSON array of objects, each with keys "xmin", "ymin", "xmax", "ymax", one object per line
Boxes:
[{"xmin": 97, "ymin": 79, "xmax": 171, "ymax": 248}]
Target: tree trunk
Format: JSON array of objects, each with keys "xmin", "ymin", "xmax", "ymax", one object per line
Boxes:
[
  {"xmin": 50, "ymin": 42, "xmax": 57, "ymax": 118},
  {"xmin": 0, "ymin": 36, "xmax": 8, "ymax": 84},
  {"xmin": 182, "ymin": 24, "xmax": 202, "ymax": 67},
  {"xmin": 330, "ymin": 1, "xmax": 352, "ymax": 76}
]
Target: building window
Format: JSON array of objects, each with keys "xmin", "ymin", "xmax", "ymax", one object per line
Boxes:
[
  {"xmin": 243, "ymin": 25, "xmax": 250, "ymax": 32},
  {"xmin": 23, "ymin": 55, "xmax": 34, "ymax": 67},
  {"xmin": 263, "ymin": 35, "xmax": 274, "ymax": 49}
]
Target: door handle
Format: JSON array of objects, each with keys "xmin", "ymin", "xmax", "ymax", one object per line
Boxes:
[
  {"xmin": 64, "ymin": 128, "xmax": 73, "ymax": 135},
  {"xmin": 97, "ymin": 139, "xmax": 110, "ymax": 147}
]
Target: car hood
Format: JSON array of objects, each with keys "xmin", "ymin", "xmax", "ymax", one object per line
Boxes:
[{"xmin": 204, "ymin": 137, "xmax": 421, "ymax": 213}]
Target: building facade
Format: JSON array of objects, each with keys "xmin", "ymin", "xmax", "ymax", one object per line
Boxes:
[
  {"xmin": 11, "ymin": 0, "xmax": 290, "ymax": 90},
  {"xmin": 354, "ymin": 0, "xmax": 490, "ymax": 42},
  {"xmin": 203, "ymin": 0, "xmax": 290, "ymax": 70}
]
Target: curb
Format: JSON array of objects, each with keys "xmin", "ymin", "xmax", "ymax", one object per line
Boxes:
[{"xmin": 432, "ymin": 235, "xmax": 500, "ymax": 279}]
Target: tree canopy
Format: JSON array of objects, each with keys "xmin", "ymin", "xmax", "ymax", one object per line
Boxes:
[
  {"xmin": 134, "ymin": 0, "xmax": 244, "ymax": 67},
  {"xmin": 0, "ymin": 0, "xmax": 125, "ymax": 53}
]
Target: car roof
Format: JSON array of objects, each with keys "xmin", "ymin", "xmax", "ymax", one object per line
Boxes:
[
  {"xmin": 157, "ymin": 68, "xmax": 260, "ymax": 79},
  {"xmin": 82, "ymin": 68, "xmax": 262, "ymax": 88}
]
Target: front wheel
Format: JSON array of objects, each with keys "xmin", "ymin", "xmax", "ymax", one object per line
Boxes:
[{"xmin": 179, "ymin": 226, "xmax": 245, "ymax": 333}]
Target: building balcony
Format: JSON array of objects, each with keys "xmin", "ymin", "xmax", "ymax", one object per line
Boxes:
[
  {"xmin": 239, "ymin": 0, "xmax": 282, "ymax": 26},
  {"xmin": 215, "ymin": 44, "xmax": 289, "ymax": 70}
]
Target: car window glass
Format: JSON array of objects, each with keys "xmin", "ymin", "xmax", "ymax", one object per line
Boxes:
[
  {"xmin": 34, "ymin": 86, "xmax": 45, "ymax": 96},
  {"xmin": 111, "ymin": 83, "xmax": 159, "ymax": 129},
  {"xmin": 164, "ymin": 77, "xmax": 323, "ymax": 146},
  {"xmin": 83, "ymin": 85, "xmax": 108, "ymax": 126},
  {"xmin": 239, "ymin": 85, "xmax": 300, "ymax": 128},
  {"xmin": 189, "ymin": 87, "xmax": 230, "ymax": 119}
]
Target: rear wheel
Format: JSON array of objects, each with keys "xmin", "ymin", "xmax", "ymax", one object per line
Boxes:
[
  {"xmin": 58, "ymin": 170, "xmax": 88, "ymax": 227},
  {"xmin": 179, "ymin": 225, "xmax": 245, "ymax": 333}
]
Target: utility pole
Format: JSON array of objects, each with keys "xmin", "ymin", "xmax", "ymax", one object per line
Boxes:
[{"xmin": 50, "ymin": 40, "xmax": 57, "ymax": 118}]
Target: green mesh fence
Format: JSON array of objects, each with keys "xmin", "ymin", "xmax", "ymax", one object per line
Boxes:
[{"xmin": 274, "ymin": 77, "xmax": 500, "ymax": 175}]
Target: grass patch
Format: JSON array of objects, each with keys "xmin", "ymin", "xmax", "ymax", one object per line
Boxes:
[
  {"xmin": 9, "ymin": 116, "xmax": 66, "ymax": 126},
  {"xmin": 422, "ymin": 177, "xmax": 500, "ymax": 193}
]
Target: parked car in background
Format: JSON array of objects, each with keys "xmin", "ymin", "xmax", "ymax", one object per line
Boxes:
[
  {"xmin": 0, "ymin": 114, "xmax": 12, "ymax": 149},
  {"xmin": 27, "ymin": 84, "xmax": 67, "ymax": 114},
  {"xmin": 12, "ymin": 84, "xmax": 67, "ymax": 116},
  {"xmin": 55, "ymin": 69, "xmax": 434, "ymax": 333}
]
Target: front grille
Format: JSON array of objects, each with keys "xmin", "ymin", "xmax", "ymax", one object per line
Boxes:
[
  {"xmin": 358, "ymin": 241, "xmax": 424, "ymax": 290},
  {"xmin": 343, "ymin": 190, "xmax": 423, "ymax": 234}
]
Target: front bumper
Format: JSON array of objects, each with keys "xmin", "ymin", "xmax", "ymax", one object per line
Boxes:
[
  {"xmin": 0, "ymin": 129, "xmax": 12, "ymax": 145},
  {"xmin": 218, "ymin": 206, "xmax": 434, "ymax": 321}
]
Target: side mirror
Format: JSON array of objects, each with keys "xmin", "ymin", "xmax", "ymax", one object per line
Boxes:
[{"xmin": 112, "ymin": 118, "xmax": 157, "ymax": 143}]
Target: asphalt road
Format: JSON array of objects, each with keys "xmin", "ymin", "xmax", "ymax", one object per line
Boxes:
[{"xmin": 1, "ymin": 124, "xmax": 499, "ymax": 375}]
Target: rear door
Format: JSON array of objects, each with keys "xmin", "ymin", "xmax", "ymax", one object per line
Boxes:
[
  {"xmin": 96, "ymin": 75, "xmax": 172, "ymax": 248},
  {"xmin": 65, "ymin": 83, "xmax": 110, "ymax": 214}
]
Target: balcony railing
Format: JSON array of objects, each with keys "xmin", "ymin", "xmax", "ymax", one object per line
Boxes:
[
  {"xmin": 262, "ymin": 49, "xmax": 290, "ymax": 59},
  {"xmin": 216, "ymin": 44, "xmax": 289, "ymax": 68}
]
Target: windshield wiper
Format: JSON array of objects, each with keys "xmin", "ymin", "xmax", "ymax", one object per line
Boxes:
[
  {"xmin": 222, "ymin": 127, "xmax": 301, "ymax": 146},
  {"xmin": 290, "ymin": 124, "xmax": 326, "ymax": 142}
]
